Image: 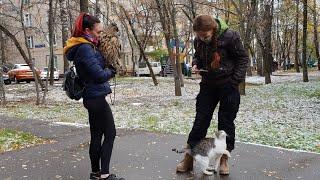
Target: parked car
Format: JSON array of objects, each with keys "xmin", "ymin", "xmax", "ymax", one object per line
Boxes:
[
  {"xmin": 2, "ymin": 73, "xmax": 11, "ymax": 85},
  {"xmin": 7, "ymin": 64, "xmax": 41, "ymax": 83},
  {"xmin": 40, "ymin": 67, "xmax": 60, "ymax": 80},
  {"xmin": 137, "ymin": 62, "xmax": 162, "ymax": 76}
]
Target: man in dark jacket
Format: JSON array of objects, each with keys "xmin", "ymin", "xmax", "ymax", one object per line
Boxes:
[{"xmin": 176, "ymin": 15, "xmax": 248, "ymax": 175}]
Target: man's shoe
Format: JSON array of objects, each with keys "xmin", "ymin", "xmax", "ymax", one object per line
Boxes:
[
  {"xmin": 219, "ymin": 154, "xmax": 230, "ymax": 175},
  {"xmin": 176, "ymin": 151, "xmax": 193, "ymax": 173}
]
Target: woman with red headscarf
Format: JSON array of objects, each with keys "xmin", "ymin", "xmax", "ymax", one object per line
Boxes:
[{"xmin": 64, "ymin": 13, "xmax": 124, "ymax": 180}]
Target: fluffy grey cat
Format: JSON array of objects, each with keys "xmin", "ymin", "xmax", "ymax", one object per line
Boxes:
[{"xmin": 173, "ymin": 130, "xmax": 231, "ymax": 176}]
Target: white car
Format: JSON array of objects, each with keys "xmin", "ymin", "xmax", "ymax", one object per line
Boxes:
[
  {"xmin": 40, "ymin": 67, "xmax": 60, "ymax": 80},
  {"xmin": 137, "ymin": 62, "xmax": 162, "ymax": 76}
]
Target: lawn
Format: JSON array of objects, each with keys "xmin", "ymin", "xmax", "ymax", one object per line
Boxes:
[
  {"xmin": 0, "ymin": 128, "xmax": 47, "ymax": 153},
  {"xmin": 1, "ymin": 73, "xmax": 319, "ymax": 153}
]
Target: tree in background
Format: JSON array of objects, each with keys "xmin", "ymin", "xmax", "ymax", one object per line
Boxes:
[
  {"xmin": 154, "ymin": 0, "xmax": 182, "ymax": 96},
  {"xmin": 302, "ymin": 0, "xmax": 308, "ymax": 82},
  {"xmin": 0, "ymin": 30, "xmax": 5, "ymax": 105},
  {"xmin": 230, "ymin": 0, "xmax": 257, "ymax": 94},
  {"xmin": 60, "ymin": 0, "xmax": 69, "ymax": 73},
  {"xmin": 255, "ymin": 0, "xmax": 274, "ymax": 84},
  {"xmin": 312, "ymin": 0, "xmax": 320, "ymax": 71},
  {"xmin": 119, "ymin": 3, "xmax": 158, "ymax": 86},
  {"xmin": 294, "ymin": 0, "xmax": 300, "ymax": 72},
  {"xmin": 80, "ymin": 0, "xmax": 89, "ymax": 13}
]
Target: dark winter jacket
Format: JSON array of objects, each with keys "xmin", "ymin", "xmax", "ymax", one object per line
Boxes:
[
  {"xmin": 192, "ymin": 19, "xmax": 248, "ymax": 88},
  {"xmin": 64, "ymin": 37, "xmax": 115, "ymax": 99}
]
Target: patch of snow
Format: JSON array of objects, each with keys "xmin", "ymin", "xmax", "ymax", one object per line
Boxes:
[
  {"xmin": 239, "ymin": 141, "xmax": 320, "ymax": 155},
  {"xmin": 51, "ymin": 122, "xmax": 88, "ymax": 128}
]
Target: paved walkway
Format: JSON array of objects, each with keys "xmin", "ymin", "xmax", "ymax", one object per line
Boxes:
[{"xmin": 1, "ymin": 116, "xmax": 319, "ymax": 180}]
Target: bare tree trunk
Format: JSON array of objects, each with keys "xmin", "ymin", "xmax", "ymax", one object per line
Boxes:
[
  {"xmin": 95, "ymin": 0, "xmax": 100, "ymax": 16},
  {"xmin": 0, "ymin": 31, "xmax": 6, "ymax": 64},
  {"xmin": 302, "ymin": 0, "xmax": 309, "ymax": 82},
  {"xmin": 294, "ymin": 0, "xmax": 300, "ymax": 72},
  {"xmin": 286, "ymin": 31, "xmax": 294, "ymax": 69},
  {"xmin": 0, "ymin": 13, "xmax": 5, "ymax": 105},
  {"xmin": 60, "ymin": 0, "xmax": 69, "ymax": 73},
  {"xmin": 0, "ymin": 24, "xmax": 42, "ymax": 104},
  {"xmin": 256, "ymin": 41, "xmax": 263, "ymax": 76},
  {"xmin": 313, "ymin": 0, "xmax": 320, "ymax": 71},
  {"xmin": 131, "ymin": 48, "xmax": 135, "ymax": 76},
  {"xmin": 49, "ymin": 0, "xmax": 55, "ymax": 86},
  {"xmin": 0, "ymin": 69, "xmax": 5, "ymax": 105},
  {"xmin": 241, "ymin": 0, "xmax": 257, "ymax": 94},
  {"xmin": 277, "ymin": 24, "xmax": 286, "ymax": 71},
  {"xmin": 155, "ymin": 0, "xmax": 181, "ymax": 96},
  {"xmin": 0, "ymin": 31, "xmax": 5, "ymax": 105},
  {"xmin": 244, "ymin": 0, "xmax": 256, "ymax": 77},
  {"xmin": 67, "ymin": 0, "xmax": 74, "ymax": 33},
  {"xmin": 224, "ymin": 0, "xmax": 230, "ymax": 24},
  {"xmin": 80, "ymin": 0, "xmax": 89, "ymax": 13},
  {"xmin": 119, "ymin": 5, "xmax": 158, "ymax": 86},
  {"xmin": 128, "ymin": 35, "xmax": 135, "ymax": 76},
  {"xmin": 255, "ymin": 0, "xmax": 273, "ymax": 84},
  {"xmin": 170, "ymin": 2, "xmax": 184, "ymax": 87},
  {"xmin": 189, "ymin": 0, "xmax": 196, "ymax": 19},
  {"xmin": 263, "ymin": 2, "xmax": 273, "ymax": 84},
  {"xmin": 105, "ymin": 0, "xmax": 110, "ymax": 25},
  {"xmin": 41, "ymin": 0, "xmax": 55, "ymax": 104},
  {"xmin": 118, "ymin": 14, "xmax": 135, "ymax": 76},
  {"xmin": 20, "ymin": 1, "xmax": 42, "ymax": 104}
]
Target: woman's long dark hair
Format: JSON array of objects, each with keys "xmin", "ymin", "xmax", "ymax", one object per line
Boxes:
[{"xmin": 193, "ymin": 15, "xmax": 220, "ymax": 69}]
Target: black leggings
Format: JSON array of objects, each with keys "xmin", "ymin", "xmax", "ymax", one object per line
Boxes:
[{"xmin": 83, "ymin": 97, "xmax": 116, "ymax": 174}]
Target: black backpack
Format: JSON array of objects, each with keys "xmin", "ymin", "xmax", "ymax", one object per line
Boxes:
[{"xmin": 63, "ymin": 66, "xmax": 84, "ymax": 101}]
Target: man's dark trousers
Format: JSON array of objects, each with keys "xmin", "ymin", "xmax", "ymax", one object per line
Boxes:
[{"xmin": 187, "ymin": 82, "xmax": 240, "ymax": 152}]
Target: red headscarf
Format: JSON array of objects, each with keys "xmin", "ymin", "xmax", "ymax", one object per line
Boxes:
[{"xmin": 72, "ymin": 13, "xmax": 87, "ymax": 37}]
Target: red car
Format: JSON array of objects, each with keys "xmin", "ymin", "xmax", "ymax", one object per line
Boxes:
[{"xmin": 8, "ymin": 64, "xmax": 41, "ymax": 83}]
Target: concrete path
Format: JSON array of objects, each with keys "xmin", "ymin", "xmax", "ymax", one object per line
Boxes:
[{"xmin": 1, "ymin": 116, "xmax": 319, "ymax": 180}]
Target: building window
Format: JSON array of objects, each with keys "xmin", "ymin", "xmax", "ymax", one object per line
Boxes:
[
  {"xmin": 27, "ymin": 36, "xmax": 34, "ymax": 48},
  {"xmin": 24, "ymin": 13, "xmax": 32, "ymax": 27}
]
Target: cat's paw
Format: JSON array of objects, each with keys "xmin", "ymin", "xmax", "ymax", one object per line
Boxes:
[{"xmin": 203, "ymin": 170, "xmax": 213, "ymax": 176}]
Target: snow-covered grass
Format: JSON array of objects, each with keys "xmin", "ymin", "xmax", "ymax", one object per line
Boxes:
[{"xmin": 1, "ymin": 71, "xmax": 320, "ymax": 153}]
